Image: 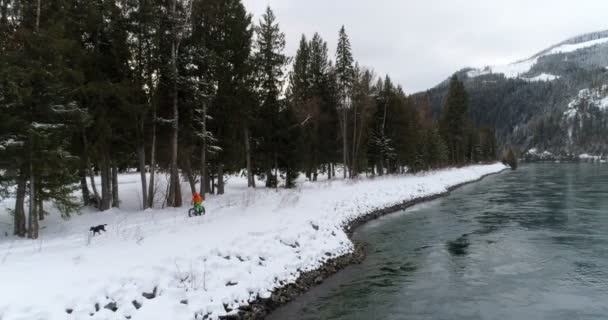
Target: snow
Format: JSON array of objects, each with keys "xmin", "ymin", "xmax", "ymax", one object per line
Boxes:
[
  {"xmin": 31, "ymin": 122, "xmax": 64, "ymax": 130},
  {"xmin": 523, "ymin": 73, "xmax": 559, "ymax": 82},
  {"xmin": 547, "ymin": 37, "xmax": 608, "ymax": 55},
  {"xmin": 0, "ymin": 163, "xmax": 506, "ymax": 320},
  {"xmin": 563, "ymin": 87, "xmax": 608, "ymax": 120},
  {"xmin": 489, "ymin": 58, "xmax": 539, "ymax": 79},
  {"xmin": 579, "ymin": 153, "xmax": 603, "ymax": 161},
  {"xmin": 467, "ymin": 36, "xmax": 608, "ymax": 80},
  {"xmin": 0, "ymin": 138, "xmax": 24, "ymax": 151},
  {"xmin": 466, "ymin": 58, "xmax": 538, "ymax": 79},
  {"xmin": 526, "ymin": 148, "xmax": 553, "ymax": 157}
]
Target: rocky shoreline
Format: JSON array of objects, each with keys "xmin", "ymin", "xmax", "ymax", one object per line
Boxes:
[{"xmin": 221, "ymin": 169, "xmax": 506, "ymax": 320}]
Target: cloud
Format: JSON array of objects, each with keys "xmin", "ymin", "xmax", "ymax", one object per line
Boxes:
[{"xmin": 243, "ymin": 0, "xmax": 608, "ymax": 93}]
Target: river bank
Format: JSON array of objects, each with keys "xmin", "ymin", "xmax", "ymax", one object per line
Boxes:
[
  {"xmin": 228, "ymin": 165, "xmax": 508, "ymax": 320},
  {"xmin": 266, "ymin": 163, "xmax": 608, "ymax": 320},
  {"xmin": 0, "ymin": 163, "xmax": 506, "ymax": 320}
]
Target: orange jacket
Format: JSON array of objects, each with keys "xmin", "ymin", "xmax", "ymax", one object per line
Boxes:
[{"xmin": 192, "ymin": 193, "xmax": 203, "ymax": 204}]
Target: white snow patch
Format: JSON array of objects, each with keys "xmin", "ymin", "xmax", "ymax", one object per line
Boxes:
[
  {"xmin": 467, "ymin": 58, "xmax": 538, "ymax": 79},
  {"xmin": 0, "ymin": 164, "xmax": 506, "ymax": 320},
  {"xmin": 468, "ymin": 36, "xmax": 608, "ymax": 80},
  {"xmin": 563, "ymin": 86, "xmax": 608, "ymax": 120},
  {"xmin": 523, "ymin": 73, "xmax": 559, "ymax": 82},
  {"xmin": 548, "ymin": 37, "xmax": 608, "ymax": 55},
  {"xmin": 579, "ymin": 154, "xmax": 604, "ymax": 162}
]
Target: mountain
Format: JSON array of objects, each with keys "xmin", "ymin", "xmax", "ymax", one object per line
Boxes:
[{"xmin": 416, "ymin": 30, "xmax": 608, "ymax": 161}]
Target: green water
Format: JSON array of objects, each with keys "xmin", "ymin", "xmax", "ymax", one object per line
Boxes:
[{"xmin": 269, "ymin": 164, "xmax": 608, "ymax": 320}]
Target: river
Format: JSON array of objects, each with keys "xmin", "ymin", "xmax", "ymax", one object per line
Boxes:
[{"xmin": 269, "ymin": 163, "xmax": 608, "ymax": 320}]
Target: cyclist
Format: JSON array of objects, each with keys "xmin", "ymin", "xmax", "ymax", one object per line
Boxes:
[{"xmin": 191, "ymin": 192, "xmax": 204, "ymax": 214}]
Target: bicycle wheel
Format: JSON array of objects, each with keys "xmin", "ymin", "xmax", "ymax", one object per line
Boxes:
[{"xmin": 188, "ymin": 208, "xmax": 196, "ymax": 217}]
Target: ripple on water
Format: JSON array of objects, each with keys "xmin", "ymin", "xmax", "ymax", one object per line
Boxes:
[{"xmin": 269, "ymin": 164, "xmax": 608, "ymax": 320}]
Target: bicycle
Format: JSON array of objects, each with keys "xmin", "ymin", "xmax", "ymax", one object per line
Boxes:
[{"xmin": 188, "ymin": 205, "xmax": 206, "ymax": 217}]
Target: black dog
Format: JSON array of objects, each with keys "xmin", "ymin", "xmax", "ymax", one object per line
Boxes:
[{"xmin": 89, "ymin": 224, "xmax": 108, "ymax": 236}]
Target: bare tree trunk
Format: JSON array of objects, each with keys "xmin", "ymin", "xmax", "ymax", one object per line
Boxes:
[
  {"xmin": 112, "ymin": 164, "xmax": 119, "ymax": 208},
  {"xmin": 147, "ymin": 107, "xmax": 157, "ymax": 208},
  {"xmin": 88, "ymin": 166, "xmax": 101, "ymax": 207},
  {"xmin": 199, "ymin": 144, "xmax": 207, "ymax": 195},
  {"xmin": 199, "ymin": 103, "xmax": 207, "ymax": 195},
  {"xmin": 184, "ymin": 158, "xmax": 196, "ymax": 195},
  {"xmin": 166, "ymin": 0, "xmax": 181, "ymax": 208},
  {"xmin": 355, "ymin": 106, "xmax": 366, "ymax": 178},
  {"xmin": 217, "ymin": 164, "xmax": 224, "ymax": 195},
  {"xmin": 244, "ymin": 125, "xmax": 255, "ymax": 188},
  {"xmin": 37, "ymin": 196, "xmax": 43, "ymax": 220},
  {"xmin": 210, "ymin": 173, "xmax": 215, "ymax": 194},
  {"xmin": 27, "ymin": 0, "xmax": 41, "ymax": 240},
  {"xmin": 274, "ymin": 152, "xmax": 279, "ymax": 191},
  {"xmin": 82, "ymin": 131, "xmax": 99, "ymax": 207},
  {"xmin": 79, "ymin": 164, "xmax": 89, "ymax": 206},
  {"xmin": 28, "ymin": 155, "xmax": 38, "ymax": 239},
  {"xmin": 135, "ymin": 0, "xmax": 148, "ymax": 210},
  {"xmin": 265, "ymin": 169, "xmax": 273, "ymax": 188},
  {"xmin": 137, "ymin": 143, "xmax": 148, "ymax": 209},
  {"xmin": 79, "ymin": 142, "xmax": 90, "ymax": 205},
  {"xmin": 99, "ymin": 154, "xmax": 112, "ymax": 211},
  {"xmin": 14, "ymin": 169, "xmax": 26, "ymax": 237},
  {"xmin": 351, "ymin": 102, "xmax": 357, "ymax": 178},
  {"xmin": 342, "ymin": 108, "xmax": 348, "ymax": 179}
]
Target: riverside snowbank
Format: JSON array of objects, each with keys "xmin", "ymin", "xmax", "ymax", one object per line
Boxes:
[{"xmin": 0, "ymin": 163, "xmax": 506, "ymax": 320}]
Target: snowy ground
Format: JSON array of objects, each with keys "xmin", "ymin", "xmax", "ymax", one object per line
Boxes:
[{"xmin": 0, "ymin": 163, "xmax": 506, "ymax": 320}]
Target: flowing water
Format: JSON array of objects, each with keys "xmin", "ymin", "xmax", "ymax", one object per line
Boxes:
[{"xmin": 269, "ymin": 164, "xmax": 608, "ymax": 320}]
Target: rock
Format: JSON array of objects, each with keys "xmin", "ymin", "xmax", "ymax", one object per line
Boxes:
[
  {"xmin": 132, "ymin": 300, "xmax": 142, "ymax": 310},
  {"xmin": 104, "ymin": 302, "xmax": 118, "ymax": 312},
  {"xmin": 142, "ymin": 286, "xmax": 157, "ymax": 299}
]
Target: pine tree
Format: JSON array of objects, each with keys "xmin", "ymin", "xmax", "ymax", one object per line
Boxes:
[
  {"xmin": 253, "ymin": 6, "xmax": 289, "ymax": 188},
  {"xmin": 125, "ymin": 0, "xmax": 163, "ymax": 209},
  {"xmin": 440, "ymin": 75, "xmax": 469, "ymax": 164},
  {"xmin": 308, "ymin": 33, "xmax": 334, "ymax": 180},
  {"xmin": 335, "ymin": 25, "xmax": 354, "ymax": 178},
  {"xmin": 190, "ymin": 0, "xmax": 254, "ymax": 194},
  {"xmin": 0, "ymin": 0, "xmax": 85, "ymax": 237},
  {"xmin": 350, "ymin": 65, "xmax": 376, "ymax": 176},
  {"xmin": 288, "ymin": 35, "xmax": 313, "ymax": 179}
]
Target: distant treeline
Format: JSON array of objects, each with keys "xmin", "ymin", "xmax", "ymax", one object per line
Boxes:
[{"xmin": 0, "ymin": 0, "xmax": 496, "ymax": 239}]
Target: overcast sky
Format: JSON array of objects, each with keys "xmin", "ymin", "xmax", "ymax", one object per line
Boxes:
[{"xmin": 242, "ymin": 0, "xmax": 608, "ymax": 93}]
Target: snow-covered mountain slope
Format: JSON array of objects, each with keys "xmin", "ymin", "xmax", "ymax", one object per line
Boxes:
[
  {"xmin": 418, "ymin": 29, "xmax": 608, "ymax": 158},
  {"xmin": 467, "ymin": 30, "xmax": 608, "ymax": 81},
  {"xmin": 563, "ymin": 85, "xmax": 608, "ymax": 120},
  {"xmin": 0, "ymin": 164, "xmax": 506, "ymax": 320}
]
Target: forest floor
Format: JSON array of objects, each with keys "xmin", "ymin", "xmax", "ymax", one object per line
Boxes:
[{"xmin": 0, "ymin": 163, "xmax": 506, "ymax": 320}]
